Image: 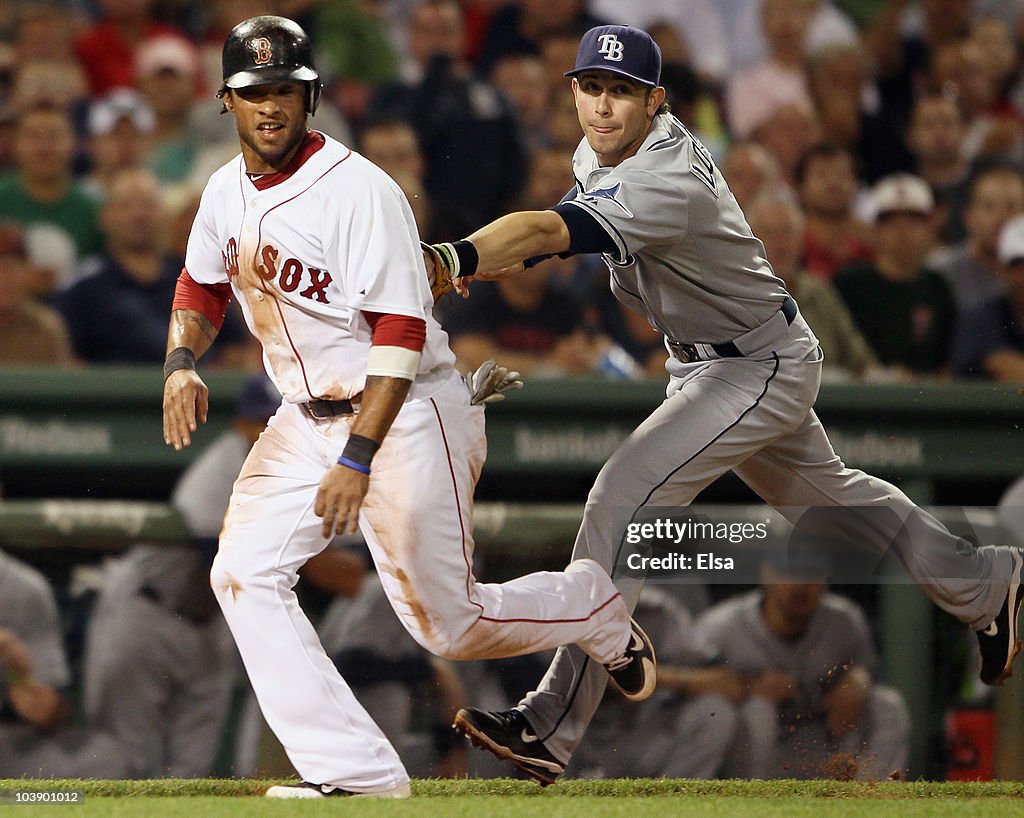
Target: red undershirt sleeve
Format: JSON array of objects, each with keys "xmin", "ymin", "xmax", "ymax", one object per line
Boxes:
[
  {"xmin": 363, "ymin": 311, "xmax": 427, "ymax": 352},
  {"xmin": 172, "ymin": 269, "xmax": 232, "ymax": 331}
]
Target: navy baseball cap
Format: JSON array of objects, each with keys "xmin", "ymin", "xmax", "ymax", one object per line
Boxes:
[
  {"xmin": 235, "ymin": 374, "xmax": 282, "ymax": 422},
  {"xmin": 565, "ymin": 25, "xmax": 662, "ymax": 88}
]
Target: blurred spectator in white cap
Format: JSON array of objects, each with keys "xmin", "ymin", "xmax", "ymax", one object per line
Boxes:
[
  {"xmin": 134, "ymin": 35, "xmax": 204, "ymax": 185},
  {"xmin": 83, "ymin": 89, "xmax": 156, "ymax": 199},
  {"xmin": 951, "ymin": 213, "xmax": 1024, "ymax": 380},
  {"xmin": 0, "ymin": 221, "xmax": 75, "ymax": 367},
  {"xmin": 22, "ymin": 225, "xmax": 79, "ymax": 294},
  {"xmin": 933, "ymin": 163, "xmax": 1024, "ymax": 312},
  {"xmin": 834, "ymin": 173, "xmax": 956, "ymax": 378},
  {"xmin": 74, "ymin": 0, "xmax": 190, "ymax": 97},
  {"xmin": 906, "ymin": 92, "xmax": 971, "ymax": 246}
]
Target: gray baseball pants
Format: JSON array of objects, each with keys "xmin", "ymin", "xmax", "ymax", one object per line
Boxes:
[{"xmin": 520, "ymin": 315, "xmax": 1016, "ymax": 763}]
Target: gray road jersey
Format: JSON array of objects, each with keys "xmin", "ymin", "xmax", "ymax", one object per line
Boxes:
[
  {"xmin": 694, "ymin": 590, "xmax": 878, "ymax": 714},
  {"xmin": 564, "ymin": 113, "xmax": 789, "ymax": 344},
  {"xmin": 0, "ymin": 551, "xmax": 69, "ymax": 690}
]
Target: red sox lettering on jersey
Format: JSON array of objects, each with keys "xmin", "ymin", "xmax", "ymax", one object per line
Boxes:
[
  {"xmin": 182, "ymin": 131, "xmax": 454, "ymax": 404},
  {"xmin": 224, "ymin": 239, "xmax": 336, "ymax": 303}
]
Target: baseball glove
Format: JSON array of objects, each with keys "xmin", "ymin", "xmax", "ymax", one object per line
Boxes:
[
  {"xmin": 468, "ymin": 359, "xmax": 523, "ymax": 405},
  {"xmin": 422, "ymin": 241, "xmax": 454, "ymax": 301}
]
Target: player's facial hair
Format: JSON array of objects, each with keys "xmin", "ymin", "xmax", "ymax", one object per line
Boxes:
[
  {"xmin": 237, "ymin": 116, "xmax": 308, "ymax": 169},
  {"xmin": 227, "ymin": 88, "xmax": 308, "ymax": 170}
]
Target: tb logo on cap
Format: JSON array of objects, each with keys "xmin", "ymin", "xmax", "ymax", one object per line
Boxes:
[{"xmin": 597, "ymin": 33, "xmax": 624, "ymax": 62}]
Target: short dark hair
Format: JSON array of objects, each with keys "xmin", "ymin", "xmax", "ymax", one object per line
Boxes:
[
  {"xmin": 966, "ymin": 158, "xmax": 1024, "ymax": 203},
  {"xmin": 794, "ymin": 142, "xmax": 853, "ymax": 186}
]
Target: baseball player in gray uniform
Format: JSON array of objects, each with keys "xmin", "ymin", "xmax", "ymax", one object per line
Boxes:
[
  {"xmin": 0, "ymin": 549, "xmax": 130, "ymax": 778},
  {"xmin": 694, "ymin": 559, "xmax": 910, "ymax": 780},
  {"xmin": 432, "ymin": 24, "xmax": 1024, "ymax": 784}
]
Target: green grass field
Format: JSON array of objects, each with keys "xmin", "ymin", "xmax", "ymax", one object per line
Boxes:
[{"xmin": 3, "ymin": 779, "xmax": 1024, "ymax": 817}]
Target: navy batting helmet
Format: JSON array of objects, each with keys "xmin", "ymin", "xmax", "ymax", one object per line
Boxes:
[{"xmin": 220, "ymin": 16, "xmax": 323, "ymax": 115}]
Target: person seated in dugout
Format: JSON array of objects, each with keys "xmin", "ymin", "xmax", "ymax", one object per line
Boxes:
[
  {"xmin": 694, "ymin": 552, "xmax": 910, "ymax": 780},
  {"xmin": 0, "ymin": 548, "xmax": 132, "ymax": 778}
]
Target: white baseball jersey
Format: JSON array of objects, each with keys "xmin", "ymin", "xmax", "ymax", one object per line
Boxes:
[
  {"xmin": 561, "ymin": 113, "xmax": 790, "ymax": 344},
  {"xmin": 184, "ymin": 131, "xmax": 455, "ymax": 404},
  {"xmin": 192, "ymin": 133, "xmax": 634, "ymax": 793}
]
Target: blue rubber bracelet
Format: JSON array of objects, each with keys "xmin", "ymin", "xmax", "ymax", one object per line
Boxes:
[{"xmin": 336, "ymin": 456, "xmax": 371, "ymax": 475}]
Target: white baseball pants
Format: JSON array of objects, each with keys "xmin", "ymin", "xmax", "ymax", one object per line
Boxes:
[{"xmin": 210, "ymin": 370, "xmax": 629, "ymax": 792}]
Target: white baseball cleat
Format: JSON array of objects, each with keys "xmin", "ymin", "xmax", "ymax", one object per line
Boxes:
[{"xmin": 265, "ymin": 781, "xmax": 411, "ymax": 799}]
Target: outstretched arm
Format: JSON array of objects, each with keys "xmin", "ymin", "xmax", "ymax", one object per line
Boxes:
[
  {"xmin": 427, "ymin": 211, "xmax": 571, "ymax": 298},
  {"xmin": 429, "ymin": 204, "xmax": 617, "ymax": 297},
  {"xmin": 466, "ymin": 210, "xmax": 571, "ymax": 274}
]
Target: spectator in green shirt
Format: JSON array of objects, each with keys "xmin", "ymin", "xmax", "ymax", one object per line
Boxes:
[{"xmin": 0, "ymin": 104, "xmax": 102, "ymax": 296}]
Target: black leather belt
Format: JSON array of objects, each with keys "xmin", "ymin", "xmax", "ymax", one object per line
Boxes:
[
  {"xmin": 301, "ymin": 397, "xmax": 357, "ymax": 420},
  {"xmin": 671, "ymin": 296, "xmax": 797, "ymax": 364}
]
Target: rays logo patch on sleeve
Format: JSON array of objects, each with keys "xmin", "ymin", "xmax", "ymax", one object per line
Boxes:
[{"xmin": 582, "ymin": 182, "xmax": 633, "ymax": 216}]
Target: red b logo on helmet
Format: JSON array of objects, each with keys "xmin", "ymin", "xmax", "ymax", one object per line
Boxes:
[{"xmin": 252, "ymin": 37, "xmax": 273, "ymax": 65}]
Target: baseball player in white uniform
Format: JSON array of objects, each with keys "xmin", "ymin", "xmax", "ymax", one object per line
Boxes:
[
  {"xmin": 160, "ymin": 16, "xmax": 654, "ymax": 799},
  {"xmin": 434, "ymin": 25, "xmax": 1024, "ymax": 784}
]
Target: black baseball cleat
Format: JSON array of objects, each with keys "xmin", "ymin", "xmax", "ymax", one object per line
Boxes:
[
  {"xmin": 453, "ymin": 707, "xmax": 564, "ymax": 786},
  {"xmin": 604, "ymin": 616, "xmax": 657, "ymax": 701},
  {"xmin": 977, "ymin": 548, "xmax": 1024, "ymax": 686},
  {"xmin": 265, "ymin": 781, "xmax": 410, "ymax": 799}
]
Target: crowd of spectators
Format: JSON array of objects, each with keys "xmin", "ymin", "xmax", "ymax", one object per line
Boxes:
[
  {"xmin": 5, "ymin": 0, "xmax": 1024, "ymax": 785},
  {"xmin": 0, "ymin": 0, "xmax": 1020, "ymax": 382}
]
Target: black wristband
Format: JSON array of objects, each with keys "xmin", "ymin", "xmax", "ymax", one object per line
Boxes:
[
  {"xmin": 451, "ymin": 240, "xmax": 479, "ymax": 277},
  {"xmin": 433, "ymin": 240, "xmax": 479, "ymax": 278},
  {"xmin": 163, "ymin": 347, "xmax": 196, "ymax": 381},
  {"xmin": 340, "ymin": 434, "xmax": 380, "ymax": 470}
]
